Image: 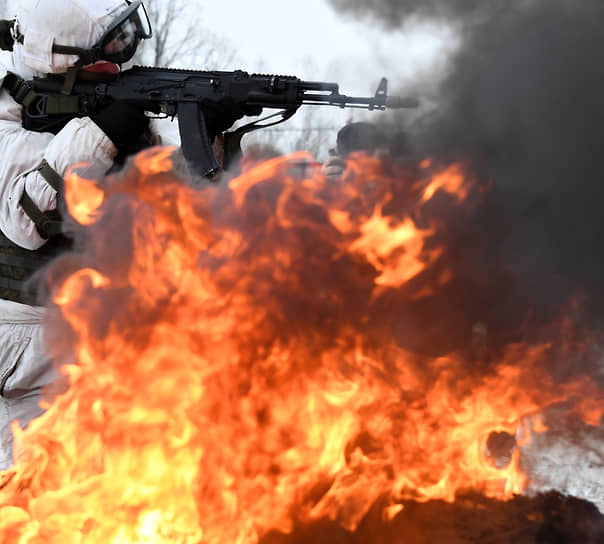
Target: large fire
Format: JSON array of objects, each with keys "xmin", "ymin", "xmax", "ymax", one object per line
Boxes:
[{"xmin": 0, "ymin": 147, "xmax": 601, "ymax": 542}]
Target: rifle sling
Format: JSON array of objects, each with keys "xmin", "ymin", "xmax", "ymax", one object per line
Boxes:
[
  {"xmin": 2, "ymin": 72, "xmax": 80, "ymax": 114},
  {"xmin": 2, "ymin": 72, "xmax": 38, "ymax": 108},
  {"xmin": 45, "ymin": 94, "xmax": 80, "ymax": 115}
]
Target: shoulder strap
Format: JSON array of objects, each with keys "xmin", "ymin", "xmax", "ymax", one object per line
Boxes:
[
  {"xmin": 2, "ymin": 72, "xmax": 38, "ymax": 108},
  {"xmin": 2, "ymin": 72, "xmax": 80, "ymax": 114},
  {"xmin": 19, "ymin": 160, "xmax": 65, "ymax": 239},
  {"xmin": 38, "ymin": 161, "xmax": 63, "ymax": 192}
]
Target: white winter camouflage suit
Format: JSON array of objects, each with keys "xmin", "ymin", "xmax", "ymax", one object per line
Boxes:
[{"xmin": 0, "ymin": 0, "xmax": 132, "ymax": 469}]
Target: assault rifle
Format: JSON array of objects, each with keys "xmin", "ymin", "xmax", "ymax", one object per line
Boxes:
[{"xmin": 19, "ymin": 66, "xmax": 418, "ymax": 178}]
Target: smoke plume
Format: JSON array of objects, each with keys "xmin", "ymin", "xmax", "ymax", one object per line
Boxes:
[
  {"xmin": 328, "ymin": 0, "xmax": 496, "ymax": 27},
  {"xmin": 330, "ymin": 0, "xmax": 604, "ymax": 352}
]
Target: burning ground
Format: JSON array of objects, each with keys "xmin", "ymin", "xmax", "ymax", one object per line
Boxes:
[
  {"xmin": 331, "ymin": 0, "xmax": 604, "ymax": 513},
  {"xmin": 0, "ymin": 146, "xmax": 601, "ymax": 542}
]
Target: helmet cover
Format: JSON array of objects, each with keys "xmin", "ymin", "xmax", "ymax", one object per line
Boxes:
[{"xmin": 13, "ymin": 0, "xmax": 128, "ymax": 74}]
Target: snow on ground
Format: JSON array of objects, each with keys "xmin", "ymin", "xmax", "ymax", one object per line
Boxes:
[{"xmin": 519, "ymin": 411, "xmax": 604, "ymax": 512}]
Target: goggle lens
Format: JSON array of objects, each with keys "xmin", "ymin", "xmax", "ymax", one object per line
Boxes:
[
  {"xmin": 101, "ymin": 19, "xmax": 138, "ymax": 62},
  {"xmin": 99, "ymin": 1, "xmax": 152, "ymax": 63}
]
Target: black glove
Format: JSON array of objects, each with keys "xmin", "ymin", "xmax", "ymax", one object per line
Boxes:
[{"xmin": 91, "ymin": 100, "xmax": 151, "ymax": 154}]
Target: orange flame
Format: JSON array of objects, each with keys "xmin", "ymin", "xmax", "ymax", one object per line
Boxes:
[
  {"xmin": 420, "ymin": 163, "xmax": 472, "ymax": 203},
  {"xmin": 63, "ymin": 165, "xmax": 105, "ymax": 225},
  {"xmin": 348, "ymin": 208, "xmax": 441, "ymax": 288},
  {"xmin": 0, "ymin": 148, "xmax": 601, "ymax": 542}
]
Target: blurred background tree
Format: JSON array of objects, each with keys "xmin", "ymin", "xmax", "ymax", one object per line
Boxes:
[{"xmin": 131, "ymin": 0, "xmax": 237, "ymax": 69}]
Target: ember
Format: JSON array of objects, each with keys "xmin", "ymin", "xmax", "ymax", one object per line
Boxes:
[{"xmin": 0, "ymin": 146, "xmax": 602, "ymax": 542}]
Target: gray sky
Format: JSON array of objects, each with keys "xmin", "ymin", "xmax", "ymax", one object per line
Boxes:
[{"xmin": 202, "ymin": 0, "xmax": 454, "ymax": 95}]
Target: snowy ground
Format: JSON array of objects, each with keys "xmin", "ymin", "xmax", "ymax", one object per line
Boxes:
[{"xmin": 519, "ymin": 411, "xmax": 604, "ymax": 512}]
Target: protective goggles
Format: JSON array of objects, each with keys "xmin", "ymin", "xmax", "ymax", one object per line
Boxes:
[{"xmin": 52, "ymin": 0, "xmax": 152, "ymax": 67}]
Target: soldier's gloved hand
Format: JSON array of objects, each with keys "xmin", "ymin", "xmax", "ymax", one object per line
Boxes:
[
  {"xmin": 91, "ymin": 101, "xmax": 150, "ymax": 154},
  {"xmin": 322, "ymin": 156, "xmax": 347, "ymax": 179}
]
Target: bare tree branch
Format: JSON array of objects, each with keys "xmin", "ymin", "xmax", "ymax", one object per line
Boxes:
[{"xmin": 132, "ymin": 0, "xmax": 237, "ymax": 68}]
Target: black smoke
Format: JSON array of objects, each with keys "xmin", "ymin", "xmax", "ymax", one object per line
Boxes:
[
  {"xmin": 328, "ymin": 0, "xmax": 497, "ymax": 27},
  {"xmin": 330, "ymin": 0, "xmax": 604, "ymax": 354}
]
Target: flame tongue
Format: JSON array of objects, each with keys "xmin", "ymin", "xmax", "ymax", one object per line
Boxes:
[{"xmin": 0, "ymin": 147, "xmax": 601, "ymax": 542}]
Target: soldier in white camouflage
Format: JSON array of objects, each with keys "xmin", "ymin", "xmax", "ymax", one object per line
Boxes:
[{"xmin": 0, "ymin": 0, "xmax": 153, "ymax": 469}]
